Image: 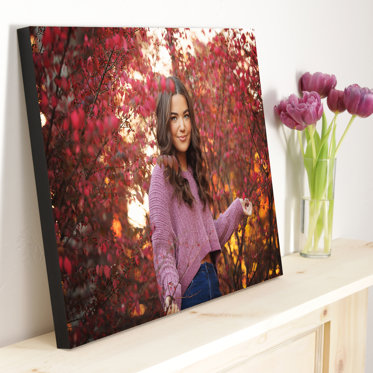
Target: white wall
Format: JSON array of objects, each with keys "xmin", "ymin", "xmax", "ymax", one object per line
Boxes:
[{"xmin": 1, "ymin": 0, "xmax": 372, "ymax": 369}]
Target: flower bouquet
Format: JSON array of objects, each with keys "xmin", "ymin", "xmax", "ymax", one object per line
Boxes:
[{"xmin": 275, "ymin": 72, "xmax": 373, "ymax": 257}]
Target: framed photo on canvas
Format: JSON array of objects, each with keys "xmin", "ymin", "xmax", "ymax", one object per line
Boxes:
[{"xmin": 18, "ymin": 26, "xmax": 282, "ymax": 348}]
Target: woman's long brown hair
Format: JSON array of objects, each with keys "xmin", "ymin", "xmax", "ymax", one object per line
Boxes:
[{"xmin": 155, "ymin": 76, "xmax": 212, "ymax": 208}]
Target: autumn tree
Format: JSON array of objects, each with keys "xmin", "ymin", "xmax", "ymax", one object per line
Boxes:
[
  {"xmin": 30, "ymin": 26, "xmax": 281, "ymax": 347},
  {"xmin": 163, "ymin": 28, "xmax": 281, "ymax": 294},
  {"xmin": 32, "ymin": 26, "xmax": 166, "ymax": 346}
]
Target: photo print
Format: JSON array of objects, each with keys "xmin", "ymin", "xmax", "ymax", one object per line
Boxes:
[{"xmin": 18, "ymin": 26, "xmax": 282, "ymax": 348}]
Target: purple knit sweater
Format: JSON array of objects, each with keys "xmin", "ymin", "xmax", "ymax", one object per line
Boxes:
[{"xmin": 149, "ymin": 164, "xmax": 245, "ymax": 310}]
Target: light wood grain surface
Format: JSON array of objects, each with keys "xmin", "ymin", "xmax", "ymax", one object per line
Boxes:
[{"xmin": 1, "ymin": 238, "xmax": 372, "ymax": 372}]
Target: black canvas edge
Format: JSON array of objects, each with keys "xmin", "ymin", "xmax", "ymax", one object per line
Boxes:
[{"xmin": 17, "ymin": 27, "xmax": 70, "ymax": 349}]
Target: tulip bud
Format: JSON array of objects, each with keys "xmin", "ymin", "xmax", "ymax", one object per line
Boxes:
[
  {"xmin": 344, "ymin": 84, "xmax": 373, "ymax": 118},
  {"xmin": 300, "ymin": 72, "xmax": 337, "ymax": 98},
  {"xmin": 274, "ymin": 91, "xmax": 323, "ymax": 131},
  {"xmin": 327, "ymin": 89, "xmax": 346, "ymax": 113}
]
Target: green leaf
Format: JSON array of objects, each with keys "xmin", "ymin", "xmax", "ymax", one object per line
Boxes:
[
  {"xmin": 304, "ymin": 157, "xmax": 314, "ymax": 197},
  {"xmin": 327, "ymin": 157, "xmax": 336, "ymax": 200},
  {"xmin": 305, "ymin": 127, "xmax": 321, "ymax": 160},
  {"xmin": 321, "ymin": 111, "xmax": 327, "ymax": 138},
  {"xmin": 329, "ymin": 121, "xmax": 337, "ymax": 159},
  {"xmin": 314, "ymin": 159, "xmax": 328, "ymax": 199},
  {"xmin": 327, "ymin": 121, "xmax": 337, "ymax": 200},
  {"xmin": 316, "ymin": 123, "xmax": 332, "ymax": 161},
  {"xmin": 314, "ymin": 201, "xmax": 325, "ymax": 247}
]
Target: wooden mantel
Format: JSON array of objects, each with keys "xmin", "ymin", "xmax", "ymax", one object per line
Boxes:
[{"xmin": 1, "ymin": 238, "xmax": 373, "ymax": 372}]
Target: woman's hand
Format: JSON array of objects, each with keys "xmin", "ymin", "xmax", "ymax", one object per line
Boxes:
[
  {"xmin": 164, "ymin": 296, "xmax": 180, "ymax": 315},
  {"xmin": 239, "ymin": 198, "xmax": 253, "ymax": 216}
]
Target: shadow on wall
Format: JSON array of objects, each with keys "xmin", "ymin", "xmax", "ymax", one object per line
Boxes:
[
  {"xmin": 0, "ymin": 24, "xmax": 53, "ymax": 348},
  {"xmin": 284, "ymin": 130, "xmax": 303, "ymax": 252},
  {"xmin": 263, "ymin": 88, "xmax": 303, "ymax": 255}
]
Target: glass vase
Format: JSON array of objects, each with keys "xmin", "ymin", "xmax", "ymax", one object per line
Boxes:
[{"xmin": 300, "ymin": 158, "xmax": 336, "ymax": 258}]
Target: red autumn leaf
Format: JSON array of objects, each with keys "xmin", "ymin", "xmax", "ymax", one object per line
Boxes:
[
  {"xmin": 113, "ymin": 34, "xmax": 120, "ymax": 47},
  {"xmin": 41, "ymin": 92, "xmax": 48, "ymax": 110},
  {"xmin": 168, "ymin": 78, "xmax": 175, "ymax": 93},
  {"xmin": 123, "ymin": 37, "xmax": 128, "ymax": 52},
  {"xmin": 42, "ymin": 52, "xmax": 51, "ymax": 68},
  {"xmin": 71, "ymin": 111, "xmax": 80, "ymax": 130},
  {"xmin": 65, "ymin": 148, "xmax": 72, "ymax": 157},
  {"xmin": 240, "ymin": 79, "xmax": 245, "ymax": 91},
  {"xmin": 107, "ymin": 253, "xmax": 113, "ymax": 264},
  {"xmin": 87, "ymin": 56, "xmax": 94, "ymax": 75},
  {"xmin": 43, "ymin": 27, "xmax": 53, "ymax": 45},
  {"xmin": 103, "ymin": 265, "xmax": 111, "ymax": 279},
  {"xmin": 105, "ymin": 38, "xmax": 114, "ymax": 50},
  {"xmin": 63, "ymin": 119, "xmax": 69, "ymax": 131},
  {"xmin": 87, "ymin": 145, "xmax": 95, "ymax": 156},
  {"xmin": 54, "ymin": 207, "xmax": 60, "ymax": 219},
  {"xmin": 78, "ymin": 107, "xmax": 85, "ymax": 124},
  {"xmin": 72, "ymin": 130, "xmax": 79, "ymax": 142},
  {"xmin": 51, "ymin": 95, "xmax": 57, "ymax": 108},
  {"xmin": 160, "ymin": 75, "xmax": 166, "ymax": 92},
  {"xmin": 61, "ymin": 78, "xmax": 68, "ymax": 91},
  {"xmin": 64, "ymin": 257, "xmax": 72, "ymax": 275},
  {"xmin": 84, "ymin": 186, "xmax": 90, "ymax": 197}
]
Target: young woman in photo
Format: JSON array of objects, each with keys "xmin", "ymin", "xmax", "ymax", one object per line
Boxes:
[{"xmin": 149, "ymin": 76, "xmax": 253, "ymax": 314}]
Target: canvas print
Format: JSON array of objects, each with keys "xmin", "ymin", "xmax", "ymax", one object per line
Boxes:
[{"xmin": 18, "ymin": 26, "xmax": 282, "ymax": 348}]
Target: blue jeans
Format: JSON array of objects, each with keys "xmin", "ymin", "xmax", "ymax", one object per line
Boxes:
[{"xmin": 181, "ymin": 262, "xmax": 222, "ymax": 310}]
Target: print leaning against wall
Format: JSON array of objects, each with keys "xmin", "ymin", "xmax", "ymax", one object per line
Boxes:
[{"xmin": 18, "ymin": 26, "xmax": 282, "ymax": 348}]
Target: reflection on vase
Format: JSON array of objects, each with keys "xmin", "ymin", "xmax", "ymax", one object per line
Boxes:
[{"xmin": 300, "ymin": 158, "xmax": 336, "ymax": 258}]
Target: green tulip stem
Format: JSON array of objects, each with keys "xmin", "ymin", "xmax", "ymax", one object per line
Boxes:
[
  {"xmin": 330, "ymin": 113, "xmax": 338, "ymax": 133},
  {"xmin": 303, "ymin": 196, "xmax": 334, "ymax": 255},
  {"xmin": 335, "ymin": 115, "xmax": 356, "ymax": 156},
  {"xmin": 302, "ymin": 198, "xmax": 323, "ymax": 253},
  {"xmin": 329, "ymin": 113, "xmax": 338, "ymax": 158},
  {"xmin": 307, "ymin": 125, "xmax": 317, "ymax": 166},
  {"xmin": 297, "ymin": 130, "xmax": 304, "ymax": 159}
]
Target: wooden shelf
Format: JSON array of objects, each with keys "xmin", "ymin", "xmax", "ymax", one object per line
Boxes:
[{"xmin": 1, "ymin": 238, "xmax": 372, "ymax": 372}]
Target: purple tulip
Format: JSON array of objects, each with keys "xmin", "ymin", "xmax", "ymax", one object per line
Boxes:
[
  {"xmin": 327, "ymin": 89, "xmax": 346, "ymax": 113},
  {"xmin": 300, "ymin": 72, "xmax": 337, "ymax": 98},
  {"xmin": 275, "ymin": 91, "xmax": 323, "ymax": 131},
  {"xmin": 344, "ymin": 84, "xmax": 373, "ymax": 118}
]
